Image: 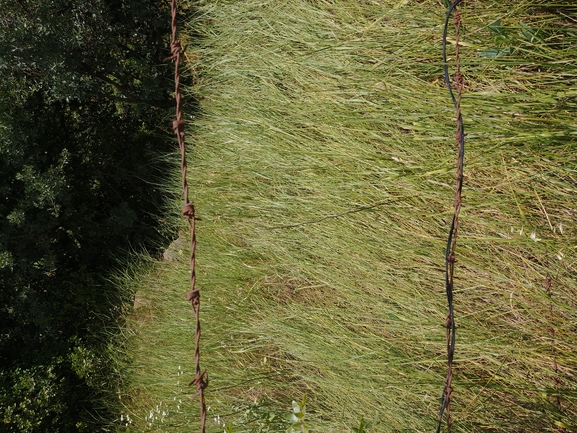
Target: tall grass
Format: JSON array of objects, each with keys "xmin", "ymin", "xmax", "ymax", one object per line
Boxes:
[{"xmin": 114, "ymin": 1, "xmax": 577, "ymax": 431}]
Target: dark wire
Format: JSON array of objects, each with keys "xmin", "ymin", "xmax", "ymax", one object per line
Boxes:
[{"xmin": 436, "ymin": 1, "xmax": 464, "ymax": 432}]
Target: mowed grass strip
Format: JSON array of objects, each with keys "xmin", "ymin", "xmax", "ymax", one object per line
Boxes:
[{"xmin": 116, "ymin": 1, "xmax": 577, "ymax": 432}]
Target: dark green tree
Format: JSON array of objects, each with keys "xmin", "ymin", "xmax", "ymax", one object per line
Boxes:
[{"xmin": 0, "ymin": 0, "xmax": 177, "ymax": 430}]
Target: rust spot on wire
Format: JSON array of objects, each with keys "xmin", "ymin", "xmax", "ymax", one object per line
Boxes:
[
  {"xmin": 185, "ymin": 288, "xmax": 200, "ymax": 305},
  {"xmin": 189, "ymin": 370, "xmax": 209, "ymax": 397},
  {"xmin": 182, "ymin": 203, "xmax": 195, "ymax": 218},
  {"xmin": 169, "ymin": 0, "xmax": 207, "ymax": 431}
]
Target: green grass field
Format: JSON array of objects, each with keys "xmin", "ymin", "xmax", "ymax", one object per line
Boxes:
[{"xmin": 111, "ymin": 1, "xmax": 577, "ymax": 431}]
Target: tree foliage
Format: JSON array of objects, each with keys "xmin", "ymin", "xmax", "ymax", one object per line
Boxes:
[
  {"xmin": 0, "ymin": 0, "xmax": 176, "ymax": 430},
  {"xmin": 0, "ymin": 0, "xmax": 171, "ymax": 105}
]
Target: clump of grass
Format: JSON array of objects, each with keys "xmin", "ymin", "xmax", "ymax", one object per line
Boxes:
[{"xmin": 116, "ymin": 1, "xmax": 577, "ymax": 432}]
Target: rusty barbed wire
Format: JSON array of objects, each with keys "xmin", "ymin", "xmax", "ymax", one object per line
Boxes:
[
  {"xmin": 436, "ymin": 1, "xmax": 465, "ymax": 432},
  {"xmin": 168, "ymin": 0, "xmax": 207, "ymax": 431}
]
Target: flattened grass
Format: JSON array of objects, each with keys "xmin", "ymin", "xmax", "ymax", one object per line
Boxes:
[{"xmin": 116, "ymin": 1, "xmax": 577, "ymax": 431}]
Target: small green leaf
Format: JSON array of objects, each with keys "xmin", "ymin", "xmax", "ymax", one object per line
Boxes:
[
  {"xmin": 488, "ymin": 19, "xmax": 506, "ymax": 36},
  {"xmin": 519, "ymin": 22, "xmax": 539, "ymax": 42},
  {"xmin": 292, "ymin": 400, "xmax": 301, "ymax": 413},
  {"xmin": 479, "ymin": 48, "xmax": 511, "ymax": 58}
]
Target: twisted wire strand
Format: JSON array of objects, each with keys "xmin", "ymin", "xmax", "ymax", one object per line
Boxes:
[
  {"xmin": 436, "ymin": 1, "xmax": 464, "ymax": 432},
  {"xmin": 169, "ymin": 1, "xmax": 207, "ymax": 431}
]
